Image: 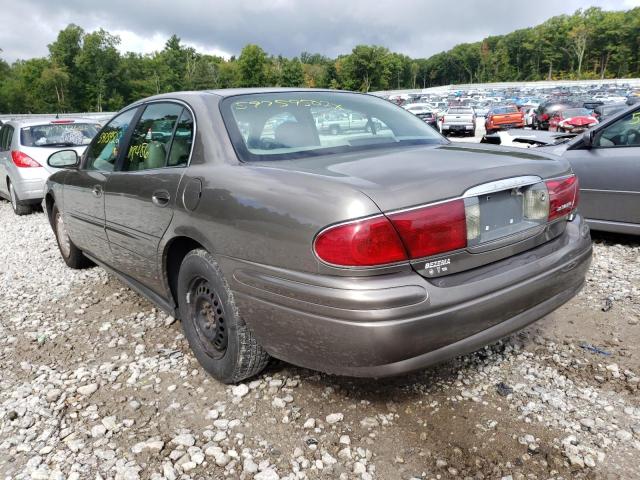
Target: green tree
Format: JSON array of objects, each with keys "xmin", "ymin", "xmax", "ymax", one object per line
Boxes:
[
  {"xmin": 280, "ymin": 58, "xmax": 305, "ymax": 87},
  {"xmin": 237, "ymin": 44, "xmax": 267, "ymax": 87}
]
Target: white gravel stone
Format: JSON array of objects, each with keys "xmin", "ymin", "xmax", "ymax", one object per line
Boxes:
[
  {"xmin": 77, "ymin": 383, "xmax": 98, "ymax": 395},
  {"xmin": 326, "ymin": 413, "xmax": 344, "ymax": 424},
  {"xmin": 232, "ymin": 383, "xmax": 250, "ymax": 398}
]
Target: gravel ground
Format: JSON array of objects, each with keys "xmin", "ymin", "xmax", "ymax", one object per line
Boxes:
[{"xmin": 0, "ymin": 199, "xmax": 639, "ymax": 480}]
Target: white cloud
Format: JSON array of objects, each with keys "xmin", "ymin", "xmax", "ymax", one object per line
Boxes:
[{"xmin": 0, "ymin": 0, "xmax": 636, "ymax": 63}]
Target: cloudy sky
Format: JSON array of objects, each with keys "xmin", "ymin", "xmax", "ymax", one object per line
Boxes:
[{"xmin": 1, "ymin": 0, "xmax": 639, "ymax": 63}]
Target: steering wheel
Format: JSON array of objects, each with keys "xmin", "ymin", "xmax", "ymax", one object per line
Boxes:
[{"xmin": 623, "ymin": 128, "xmax": 640, "ymax": 145}]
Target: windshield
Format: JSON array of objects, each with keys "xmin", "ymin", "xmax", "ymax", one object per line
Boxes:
[
  {"xmin": 562, "ymin": 108, "xmax": 591, "ymax": 118},
  {"xmin": 21, "ymin": 122, "xmax": 100, "ymax": 147},
  {"xmin": 220, "ymin": 92, "xmax": 446, "ymax": 162}
]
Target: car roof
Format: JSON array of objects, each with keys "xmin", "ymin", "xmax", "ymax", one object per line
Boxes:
[{"xmin": 128, "ymin": 88, "xmax": 354, "ymax": 107}]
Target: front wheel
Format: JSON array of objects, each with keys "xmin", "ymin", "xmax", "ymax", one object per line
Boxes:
[
  {"xmin": 52, "ymin": 205, "xmax": 93, "ymax": 269},
  {"xmin": 177, "ymin": 249, "xmax": 270, "ymax": 383}
]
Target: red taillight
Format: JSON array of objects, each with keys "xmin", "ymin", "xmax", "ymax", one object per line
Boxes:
[
  {"xmin": 541, "ymin": 113, "xmax": 549, "ymax": 121},
  {"xmin": 388, "ymin": 199, "xmax": 467, "ymax": 259},
  {"xmin": 11, "ymin": 150, "xmax": 42, "ymax": 168},
  {"xmin": 546, "ymin": 175, "xmax": 579, "ymax": 221},
  {"xmin": 314, "ymin": 216, "xmax": 408, "ymax": 267}
]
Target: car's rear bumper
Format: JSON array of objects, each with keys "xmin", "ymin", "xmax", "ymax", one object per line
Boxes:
[
  {"xmin": 223, "ymin": 216, "xmax": 592, "ymax": 377},
  {"xmin": 487, "ymin": 122, "xmax": 525, "ymax": 130},
  {"xmin": 10, "ymin": 167, "xmax": 49, "ymax": 202}
]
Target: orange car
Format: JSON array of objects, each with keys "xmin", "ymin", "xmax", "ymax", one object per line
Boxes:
[{"xmin": 485, "ymin": 106, "xmax": 525, "ymax": 134}]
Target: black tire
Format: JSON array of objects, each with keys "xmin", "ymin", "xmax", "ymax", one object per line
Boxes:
[
  {"xmin": 177, "ymin": 249, "xmax": 270, "ymax": 383},
  {"xmin": 8, "ymin": 181, "xmax": 33, "ymax": 216},
  {"xmin": 52, "ymin": 205, "xmax": 93, "ymax": 269}
]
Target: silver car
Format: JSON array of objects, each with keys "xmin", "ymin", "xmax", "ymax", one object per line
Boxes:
[{"xmin": 0, "ymin": 118, "xmax": 100, "ymax": 215}]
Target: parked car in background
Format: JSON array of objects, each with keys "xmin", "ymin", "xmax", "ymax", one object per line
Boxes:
[
  {"xmin": 593, "ymin": 103, "xmax": 628, "ymax": 122},
  {"xmin": 524, "ymin": 107, "xmax": 537, "ymax": 127},
  {"xmin": 582, "ymin": 100, "xmax": 604, "ymax": 111},
  {"xmin": 533, "ymin": 101, "xmax": 579, "ymax": 130},
  {"xmin": 441, "ymin": 106, "xmax": 476, "ymax": 136},
  {"xmin": 44, "ymin": 89, "xmax": 591, "ymax": 383},
  {"xmin": 472, "ymin": 105, "xmax": 490, "ymax": 117},
  {"xmin": 542, "ymin": 102, "xmax": 640, "ymax": 235},
  {"xmin": 548, "ymin": 108, "xmax": 598, "ymax": 133},
  {"xmin": 0, "ymin": 118, "xmax": 99, "ymax": 215},
  {"xmin": 403, "ymin": 103, "xmax": 437, "ymax": 128},
  {"xmin": 485, "ymin": 105, "xmax": 525, "ymax": 134},
  {"xmin": 316, "ymin": 111, "xmax": 371, "ymax": 135}
]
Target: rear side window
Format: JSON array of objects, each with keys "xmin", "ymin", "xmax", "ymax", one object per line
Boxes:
[
  {"xmin": 168, "ymin": 109, "xmax": 194, "ymax": 167},
  {"xmin": 85, "ymin": 109, "xmax": 137, "ymax": 171},
  {"xmin": 20, "ymin": 123, "xmax": 99, "ymax": 147},
  {"xmin": 0, "ymin": 125, "xmax": 14, "ymax": 151}
]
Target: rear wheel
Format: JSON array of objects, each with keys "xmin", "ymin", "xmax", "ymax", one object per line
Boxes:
[
  {"xmin": 52, "ymin": 205, "xmax": 92, "ymax": 269},
  {"xmin": 177, "ymin": 249, "xmax": 269, "ymax": 383},
  {"xmin": 9, "ymin": 181, "xmax": 33, "ymax": 216}
]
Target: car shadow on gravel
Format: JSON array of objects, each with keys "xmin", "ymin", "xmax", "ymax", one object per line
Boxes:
[
  {"xmin": 590, "ymin": 230, "xmax": 639, "ymax": 247},
  {"xmin": 262, "ymin": 332, "xmax": 530, "ymax": 402}
]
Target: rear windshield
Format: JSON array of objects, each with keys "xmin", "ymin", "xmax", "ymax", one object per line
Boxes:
[
  {"xmin": 20, "ymin": 122, "xmax": 100, "ymax": 147},
  {"xmin": 491, "ymin": 106, "xmax": 518, "ymax": 114},
  {"xmin": 220, "ymin": 92, "xmax": 446, "ymax": 162}
]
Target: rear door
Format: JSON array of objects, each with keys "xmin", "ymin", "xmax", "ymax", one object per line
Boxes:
[
  {"xmin": 0, "ymin": 124, "xmax": 15, "ymax": 197},
  {"xmin": 563, "ymin": 107, "xmax": 640, "ymax": 227},
  {"xmin": 104, "ymin": 101, "xmax": 194, "ymax": 293},
  {"xmin": 62, "ymin": 108, "xmax": 138, "ymax": 263}
]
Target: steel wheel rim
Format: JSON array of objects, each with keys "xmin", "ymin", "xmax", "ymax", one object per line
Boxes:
[
  {"xmin": 189, "ymin": 277, "xmax": 227, "ymax": 359},
  {"xmin": 56, "ymin": 212, "xmax": 71, "ymax": 258}
]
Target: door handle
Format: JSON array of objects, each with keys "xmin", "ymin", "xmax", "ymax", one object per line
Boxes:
[
  {"xmin": 92, "ymin": 185, "xmax": 103, "ymax": 198},
  {"xmin": 152, "ymin": 190, "xmax": 171, "ymax": 207}
]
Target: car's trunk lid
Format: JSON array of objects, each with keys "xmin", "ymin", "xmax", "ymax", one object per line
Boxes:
[
  {"xmin": 262, "ymin": 143, "xmax": 569, "ymax": 212},
  {"xmin": 19, "ymin": 146, "xmax": 87, "ymax": 174},
  {"xmin": 253, "ymin": 143, "xmax": 573, "ymax": 278}
]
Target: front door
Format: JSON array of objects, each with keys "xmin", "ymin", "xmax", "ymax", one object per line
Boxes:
[
  {"xmin": 104, "ymin": 102, "xmax": 194, "ymax": 293},
  {"xmin": 63, "ymin": 108, "xmax": 138, "ymax": 262},
  {"xmin": 563, "ymin": 107, "xmax": 640, "ymax": 227}
]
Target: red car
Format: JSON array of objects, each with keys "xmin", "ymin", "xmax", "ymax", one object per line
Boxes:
[
  {"xmin": 549, "ymin": 108, "xmax": 598, "ymax": 133},
  {"xmin": 485, "ymin": 106, "xmax": 525, "ymax": 134}
]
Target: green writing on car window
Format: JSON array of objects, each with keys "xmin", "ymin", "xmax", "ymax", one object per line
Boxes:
[
  {"xmin": 97, "ymin": 130, "xmax": 119, "ymax": 144},
  {"xmin": 128, "ymin": 143, "xmax": 149, "ymax": 160},
  {"xmin": 233, "ymin": 99, "xmax": 344, "ymax": 111},
  {"xmin": 630, "ymin": 112, "xmax": 640, "ymax": 125}
]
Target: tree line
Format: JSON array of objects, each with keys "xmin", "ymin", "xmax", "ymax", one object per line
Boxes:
[{"xmin": 0, "ymin": 7, "xmax": 638, "ymax": 114}]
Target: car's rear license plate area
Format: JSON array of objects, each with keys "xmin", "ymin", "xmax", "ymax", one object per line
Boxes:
[{"xmin": 465, "ymin": 185, "xmax": 546, "ymax": 246}]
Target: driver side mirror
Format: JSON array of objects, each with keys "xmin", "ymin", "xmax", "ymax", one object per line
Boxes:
[
  {"xmin": 48, "ymin": 150, "xmax": 79, "ymax": 169},
  {"xmin": 581, "ymin": 130, "xmax": 594, "ymax": 149}
]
